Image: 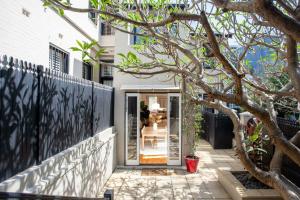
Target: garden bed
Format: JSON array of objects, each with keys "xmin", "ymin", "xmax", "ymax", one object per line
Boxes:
[
  {"xmin": 217, "ymin": 169, "xmax": 282, "ymax": 200},
  {"xmin": 232, "ymin": 171, "xmax": 271, "ymax": 189}
]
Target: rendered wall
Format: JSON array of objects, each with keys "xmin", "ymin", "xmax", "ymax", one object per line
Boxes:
[
  {"xmin": 0, "ymin": 0, "xmax": 99, "ymax": 79},
  {"xmin": 0, "ymin": 128, "xmax": 117, "ymax": 198}
]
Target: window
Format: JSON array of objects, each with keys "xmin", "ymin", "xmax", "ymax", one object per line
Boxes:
[
  {"xmin": 169, "ymin": 23, "xmax": 178, "ymax": 36},
  {"xmin": 101, "ymin": 22, "xmax": 115, "ymax": 35},
  {"xmin": 82, "ymin": 62, "xmax": 92, "ymax": 80},
  {"xmin": 103, "ymin": 80, "xmax": 113, "ymax": 87},
  {"xmin": 130, "ymin": 27, "xmax": 143, "ymax": 45},
  {"xmin": 100, "ymin": 60, "xmax": 113, "ymax": 86},
  {"xmin": 100, "ymin": 61, "xmax": 113, "ymax": 77},
  {"xmin": 49, "ymin": 44, "xmax": 69, "ymax": 73},
  {"xmin": 202, "ymin": 94, "xmax": 215, "ymax": 113},
  {"xmin": 102, "ymin": 65, "xmax": 113, "ymax": 76},
  {"xmin": 88, "ymin": 1, "xmax": 97, "ymax": 25}
]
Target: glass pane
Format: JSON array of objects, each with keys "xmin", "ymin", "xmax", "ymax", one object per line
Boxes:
[
  {"xmin": 169, "ymin": 96, "xmax": 180, "ymax": 160},
  {"xmin": 127, "ymin": 96, "xmax": 138, "ymax": 160}
]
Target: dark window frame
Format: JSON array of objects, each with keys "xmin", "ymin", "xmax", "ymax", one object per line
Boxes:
[
  {"xmin": 131, "ymin": 27, "xmax": 144, "ymax": 45},
  {"xmin": 100, "ymin": 60, "xmax": 114, "ymax": 86},
  {"xmin": 88, "ymin": 1, "xmax": 97, "ymax": 25},
  {"xmin": 49, "ymin": 44, "xmax": 69, "ymax": 74},
  {"xmin": 101, "ymin": 22, "xmax": 115, "ymax": 35},
  {"xmin": 100, "ymin": 60, "xmax": 114, "ymax": 77},
  {"xmin": 82, "ymin": 62, "xmax": 93, "ymax": 81}
]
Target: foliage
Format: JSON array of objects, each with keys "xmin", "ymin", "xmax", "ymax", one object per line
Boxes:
[
  {"xmin": 70, "ymin": 40, "xmax": 106, "ymax": 63},
  {"xmin": 43, "ymin": 0, "xmax": 70, "ymax": 16},
  {"xmin": 265, "ymin": 72, "xmax": 299, "ymax": 116},
  {"xmin": 193, "ymin": 104, "xmax": 203, "ymax": 154},
  {"xmin": 183, "ymin": 94, "xmax": 203, "ymax": 157},
  {"xmin": 244, "ymin": 121, "xmax": 270, "ymax": 171}
]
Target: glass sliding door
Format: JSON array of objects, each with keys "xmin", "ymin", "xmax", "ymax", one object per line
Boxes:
[
  {"xmin": 125, "ymin": 93, "xmax": 140, "ymax": 165},
  {"xmin": 167, "ymin": 93, "xmax": 181, "ymax": 165}
]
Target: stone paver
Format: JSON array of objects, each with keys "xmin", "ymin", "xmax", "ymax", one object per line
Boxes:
[{"xmin": 100, "ymin": 140, "xmax": 243, "ymax": 199}]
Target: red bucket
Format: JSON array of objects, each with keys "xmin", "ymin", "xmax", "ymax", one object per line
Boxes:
[{"xmin": 185, "ymin": 155, "xmax": 200, "ymax": 173}]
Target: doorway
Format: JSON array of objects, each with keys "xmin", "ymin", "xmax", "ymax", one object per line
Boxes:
[
  {"xmin": 125, "ymin": 93, "xmax": 181, "ymax": 166},
  {"xmin": 140, "ymin": 94, "xmax": 168, "ymax": 165}
]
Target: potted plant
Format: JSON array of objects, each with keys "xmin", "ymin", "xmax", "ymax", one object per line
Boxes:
[{"xmin": 184, "ymin": 102, "xmax": 203, "ymax": 173}]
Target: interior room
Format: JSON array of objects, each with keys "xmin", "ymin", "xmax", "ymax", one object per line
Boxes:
[{"xmin": 139, "ymin": 93, "xmax": 168, "ymax": 165}]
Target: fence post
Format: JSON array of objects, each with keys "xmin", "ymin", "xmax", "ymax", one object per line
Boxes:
[
  {"xmin": 104, "ymin": 189, "xmax": 114, "ymax": 200},
  {"xmin": 36, "ymin": 65, "xmax": 43, "ymax": 165},
  {"xmin": 91, "ymin": 82, "xmax": 94, "ymax": 137},
  {"xmin": 111, "ymin": 88, "xmax": 114, "ymax": 126}
]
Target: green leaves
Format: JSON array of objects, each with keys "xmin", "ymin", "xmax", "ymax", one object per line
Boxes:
[
  {"xmin": 90, "ymin": 0, "xmax": 99, "ymax": 8},
  {"xmin": 42, "ymin": 0, "xmax": 69, "ymax": 16},
  {"xmin": 246, "ymin": 146, "xmax": 268, "ymax": 154},
  {"xmin": 117, "ymin": 51, "xmax": 141, "ymax": 67},
  {"xmin": 92, "ymin": 0, "xmax": 112, "ymax": 11},
  {"xmin": 70, "ymin": 47, "xmax": 81, "ymax": 52},
  {"xmin": 128, "ymin": 13, "xmax": 142, "ymax": 22},
  {"xmin": 58, "ymin": 8, "xmax": 64, "ymax": 16},
  {"xmin": 42, "ymin": 1, "xmax": 51, "ymax": 7},
  {"xmin": 71, "ymin": 40, "xmax": 106, "ymax": 62},
  {"xmin": 251, "ymin": 122, "xmax": 263, "ymax": 142}
]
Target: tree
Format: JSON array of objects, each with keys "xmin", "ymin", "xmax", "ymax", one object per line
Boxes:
[{"xmin": 46, "ymin": 0, "xmax": 300, "ymax": 199}]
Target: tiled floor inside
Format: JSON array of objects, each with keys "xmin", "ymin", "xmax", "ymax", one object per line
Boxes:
[{"xmin": 100, "ymin": 140, "xmax": 244, "ymax": 199}]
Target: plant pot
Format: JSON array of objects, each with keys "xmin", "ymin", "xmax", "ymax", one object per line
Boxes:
[{"xmin": 185, "ymin": 155, "xmax": 200, "ymax": 173}]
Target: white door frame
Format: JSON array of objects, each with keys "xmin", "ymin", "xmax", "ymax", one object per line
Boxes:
[
  {"xmin": 125, "ymin": 93, "xmax": 140, "ymax": 165},
  {"xmin": 167, "ymin": 93, "xmax": 182, "ymax": 166}
]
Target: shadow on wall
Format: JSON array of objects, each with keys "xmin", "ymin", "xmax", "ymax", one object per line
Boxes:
[
  {"xmin": 0, "ymin": 55, "xmax": 114, "ymax": 183},
  {"xmin": 40, "ymin": 134, "xmax": 114, "ymax": 197},
  {"xmin": 0, "ymin": 127, "xmax": 116, "ymax": 197},
  {"xmin": 0, "ymin": 56, "xmax": 38, "ymax": 182},
  {"xmin": 39, "ymin": 67, "xmax": 93, "ymax": 161}
]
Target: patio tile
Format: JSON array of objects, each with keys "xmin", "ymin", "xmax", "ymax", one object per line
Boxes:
[
  {"xmin": 170, "ymin": 169, "xmax": 188, "ymax": 176},
  {"xmin": 207, "ymin": 189, "xmax": 230, "ymax": 199},
  {"xmin": 155, "ymin": 181, "xmax": 173, "ymax": 189},
  {"xmin": 173, "ymin": 188, "xmax": 193, "ymax": 199},
  {"xmin": 156, "ymin": 175, "xmax": 172, "ymax": 180},
  {"xmin": 122, "ymin": 178, "xmax": 150, "ymax": 188},
  {"xmin": 171, "ymin": 181, "xmax": 190, "ymax": 189},
  {"xmin": 190, "ymin": 188, "xmax": 212, "ymax": 199},
  {"xmin": 101, "ymin": 140, "xmax": 236, "ymax": 200},
  {"xmin": 105, "ymin": 178, "xmax": 125, "ymax": 188},
  {"xmin": 136, "ymin": 187, "xmax": 156, "ymax": 199},
  {"xmin": 155, "ymin": 189, "xmax": 174, "ymax": 199},
  {"xmin": 115, "ymin": 195, "xmax": 136, "ymax": 200},
  {"xmin": 117, "ymin": 189, "xmax": 137, "ymax": 198}
]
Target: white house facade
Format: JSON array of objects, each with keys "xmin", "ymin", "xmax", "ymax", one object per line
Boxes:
[
  {"xmin": 0, "ymin": 0, "xmax": 100, "ymax": 81},
  {"xmin": 99, "ymin": 17, "xmax": 190, "ymax": 166},
  {"xmin": 0, "ymin": 0, "xmax": 216, "ymax": 167}
]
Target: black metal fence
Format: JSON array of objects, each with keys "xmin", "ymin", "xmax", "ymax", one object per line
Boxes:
[
  {"xmin": 277, "ymin": 117, "xmax": 300, "ymax": 139},
  {"xmin": 201, "ymin": 110, "xmax": 300, "ymax": 186},
  {"xmin": 202, "ymin": 111, "xmax": 300, "ymax": 148},
  {"xmin": 201, "ymin": 111, "xmax": 234, "ymax": 149},
  {"xmin": 0, "ymin": 55, "xmax": 114, "ymax": 182},
  {"xmin": 277, "ymin": 117, "xmax": 300, "ymax": 187}
]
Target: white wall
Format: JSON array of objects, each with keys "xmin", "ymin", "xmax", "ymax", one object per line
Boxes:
[
  {"xmin": 0, "ymin": 0, "xmax": 99, "ymax": 78},
  {"xmin": 0, "ymin": 127, "xmax": 117, "ymax": 198}
]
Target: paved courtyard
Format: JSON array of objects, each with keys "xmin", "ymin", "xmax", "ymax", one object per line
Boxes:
[{"xmin": 100, "ymin": 140, "xmax": 244, "ymax": 199}]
